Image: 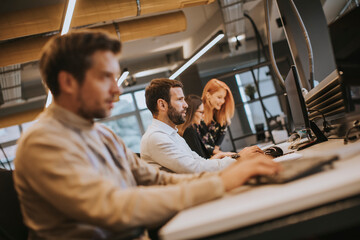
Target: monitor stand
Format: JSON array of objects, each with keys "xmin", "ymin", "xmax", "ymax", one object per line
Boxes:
[
  {"xmin": 297, "ymin": 121, "xmax": 328, "ymax": 151},
  {"xmin": 310, "ymin": 120, "xmax": 328, "ymax": 143}
]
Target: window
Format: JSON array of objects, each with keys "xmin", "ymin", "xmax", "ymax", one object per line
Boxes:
[
  {"xmin": 0, "ymin": 125, "xmax": 21, "ymax": 170},
  {"xmin": 140, "ymin": 109, "xmax": 152, "ymax": 132},
  {"xmin": 0, "ymin": 125, "xmax": 20, "ymax": 143},
  {"xmin": 134, "ymin": 90, "xmax": 147, "ymax": 110},
  {"xmin": 235, "ymin": 65, "xmax": 284, "ymax": 141},
  {"xmin": 103, "ymin": 115, "xmax": 142, "ymax": 153},
  {"xmin": 99, "ymin": 85, "xmax": 151, "ymax": 153},
  {"xmin": 111, "ymin": 93, "xmax": 135, "ymax": 116},
  {"xmin": 21, "ymin": 120, "xmax": 37, "ymax": 133},
  {"xmin": 0, "ymin": 145, "xmax": 16, "ymax": 170}
]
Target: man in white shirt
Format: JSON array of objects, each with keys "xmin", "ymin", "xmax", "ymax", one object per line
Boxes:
[{"xmin": 141, "ymin": 78, "xmax": 266, "ymax": 173}]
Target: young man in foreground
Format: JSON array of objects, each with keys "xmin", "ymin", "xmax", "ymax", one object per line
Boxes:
[{"xmin": 14, "ymin": 30, "xmax": 280, "ymax": 239}]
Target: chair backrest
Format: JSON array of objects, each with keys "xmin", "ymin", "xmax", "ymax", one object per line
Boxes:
[{"xmin": 0, "ymin": 168, "xmax": 28, "ymax": 240}]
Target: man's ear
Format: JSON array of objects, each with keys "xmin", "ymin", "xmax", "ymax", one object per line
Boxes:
[
  {"xmin": 58, "ymin": 71, "xmax": 78, "ymax": 95},
  {"xmin": 157, "ymin": 99, "xmax": 167, "ymax": 112}
]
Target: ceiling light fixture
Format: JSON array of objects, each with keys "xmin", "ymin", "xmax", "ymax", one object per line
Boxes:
[
  {"xmin": 230, "ymin": 34, "xmax": 245, "ymax": 42},
  {"xmin": 45, "ymin": 91, "xmax": 53, "ymax": 108},
  {"xmin": 60, "ymin": 0, "xmax": 77, "ymax": 35},
  {"xmin": 169, "ymin": 30, "xmax": 225, "ymax": 80},
  {"xmin": 117, "ymin": 68, "xmax": 129, "ymax": 87},
  {"xmin": 46, "ymin": 0, "xmax": 77, "ymax": 108},
  {"xmin": 133, "ymin": 65, "xmax": 177, "ymax": 78}
]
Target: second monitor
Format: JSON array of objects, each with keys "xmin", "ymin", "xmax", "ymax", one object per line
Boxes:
[{"xmin": 285, "ymin": 65, "xmax": 327, "ymax": 149}]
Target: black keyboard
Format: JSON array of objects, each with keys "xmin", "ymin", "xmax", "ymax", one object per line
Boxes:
[{"xmin": 248, "ymin": 155, "xmax": 339, "ymax": 184}]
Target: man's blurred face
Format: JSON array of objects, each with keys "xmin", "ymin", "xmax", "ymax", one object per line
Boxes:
[{"xmin": 76, "ymin": 50, "xmax": 121, "ymax": 120}]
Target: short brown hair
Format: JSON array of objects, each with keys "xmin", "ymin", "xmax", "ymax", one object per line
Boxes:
[
  {"xmin": 39, "ymin": 30, "xmax": 121, "ymax": 97},
  {"xmin": 145, "ymin": 78, "xmax": 183, "ymax": 115}
]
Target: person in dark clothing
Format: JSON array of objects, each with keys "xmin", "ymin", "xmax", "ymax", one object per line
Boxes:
[
  {"xmin": 178, "ymin": 95, "xmax": 233, "ymax": 159},
  {"xmin": 201, "ymin": 79, "xmax": 235, "ymax": 156}
]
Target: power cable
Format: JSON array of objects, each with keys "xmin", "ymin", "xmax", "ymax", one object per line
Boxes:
[{"xmin": 264, "ymin": 0, "xmax": 285, "ymax": 88}]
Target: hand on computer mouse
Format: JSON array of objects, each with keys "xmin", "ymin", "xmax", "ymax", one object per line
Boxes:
[
  {"xmin": 219, "ymin": 154, "xmax": 281, "ymax": 191},
  {"xmin": 238, "ymin": 146, "xmax": 264, "ymax": 161},
  {"xmin": 264, "ymin": 146, "xmax": 283, "ymax": 158}
]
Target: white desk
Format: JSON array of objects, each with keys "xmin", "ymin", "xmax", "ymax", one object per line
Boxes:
[{"xmin": 160, "ymin": 140, "xmax": 360, "ymax": 240}]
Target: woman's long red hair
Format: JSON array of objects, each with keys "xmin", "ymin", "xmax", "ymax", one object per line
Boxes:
[{"xmin": 202, "ymin": 79, "xmax": 235, "ymax": 126}]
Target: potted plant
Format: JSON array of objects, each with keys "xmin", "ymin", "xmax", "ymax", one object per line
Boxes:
[{"xmin": 244, "ymin": 84, "xmax": 256, "ymax": 100}]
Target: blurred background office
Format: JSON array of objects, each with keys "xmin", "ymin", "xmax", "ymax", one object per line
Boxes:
[{"xmin": 1, "ymin": 0, "xmax": 359, "ymax": 169}]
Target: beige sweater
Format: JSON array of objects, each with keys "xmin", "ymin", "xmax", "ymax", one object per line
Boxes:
[{"xmin": 14, "ymin": 103, "xmax": 225, "ymax": 239}]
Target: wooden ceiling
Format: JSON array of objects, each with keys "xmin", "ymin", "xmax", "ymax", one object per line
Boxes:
[{"xmin": 0, "ymin": 0, "xmax": 215, "ymax": 67}]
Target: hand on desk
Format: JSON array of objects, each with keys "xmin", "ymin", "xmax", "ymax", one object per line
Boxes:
[
  {"xmin": 219, "ymin": 153, "xmax": 281, "ymax": 192},
  {"xmin": 213, "ymin": 146, "xmax": 221, "ymax": 154},
  {"xmin": 211, "ymin": 146, "xmax": 264, "ymax": 160},
  {"xmin": 236, "ymin": 146, "xmax": 264, "ymax": 161},
  {"xmin": 211, "ymin": 151, "xmax": 236, "ymax": 159}
]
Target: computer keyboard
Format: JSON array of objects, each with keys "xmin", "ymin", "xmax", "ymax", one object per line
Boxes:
[
  {"xmin": 248, "ymin": 155, "xmax": 339, "ymax": 184},
  {"xmin": 273, "ymin": 152, "xmax": 303, "ymax": 162}
]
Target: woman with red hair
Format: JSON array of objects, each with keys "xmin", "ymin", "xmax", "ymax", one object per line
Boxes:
[{"xmin": 200, "ymin": 79, "xmax": 235, "ymax": 155}]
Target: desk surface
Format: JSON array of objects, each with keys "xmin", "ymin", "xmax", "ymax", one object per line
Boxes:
[{"xmin": 159, "ymin": 140, "xmax": 360, "ymax": 240}]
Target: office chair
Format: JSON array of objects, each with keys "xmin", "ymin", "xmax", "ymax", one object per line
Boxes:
[
  {"xmin": 0, "ymin": 168, "xmax": 28, "ymax": 240},
  {"xmin": 0, "ymin": 168, "xmax": 146, "ymax": 240}
]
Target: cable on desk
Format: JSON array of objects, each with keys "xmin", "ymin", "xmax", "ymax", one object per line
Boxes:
[
  {"xmin": 308, "ymin": 109, "xmax": 334, "ymax": 133},
  {"xmin": 344, "ymin": 120, "xmax": 360, "ymax": 145}
]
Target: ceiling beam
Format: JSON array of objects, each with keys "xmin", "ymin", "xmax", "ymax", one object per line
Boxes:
[
  {"xmin": 0, "ymin": 108, "xmax": 43, "ymax": 128},
  {"xmin": 0, "ymin": 11, "xmax": 186, "ymax": 68},
  {"xmin": 94, "ymin": 11, "xmax": 187, "ymax": 42},
  {"xmin": 0, "ymin": 0, "xmax": 214, "ymax": 41}
]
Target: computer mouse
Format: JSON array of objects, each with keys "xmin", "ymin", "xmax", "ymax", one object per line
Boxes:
[{"xmin": 264, "ymin": 146, "xmax": 283, "ymax": 158}]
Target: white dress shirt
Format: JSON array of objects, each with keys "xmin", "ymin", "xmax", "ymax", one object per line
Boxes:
[{"xmin": 140, "ymin": 119, "xmax": 236, "ymax": 173}]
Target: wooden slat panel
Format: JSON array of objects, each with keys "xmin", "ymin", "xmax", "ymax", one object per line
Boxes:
[
  {"xmin": 0, "ymin": 108, "xmax": 43, "ymax": 128},
  {"xmin": 71, "ymin": 0, "xmax": 137, "ymax": 28},
  {"xmin": 118, "ymin": 12, "xmax": 186, "ymax": 42},
  {"xmin": 0, "ymin": 4, "xmax": 64, "ymax": 41},
  {"xmin": 0, "ymin": 0, "xmax": 213, "ymax": 41},
  {"xmin": 140, "ymin": 0, "xmax": 215, "ymax": 14},
  {"xmin": 0, "ymin": 35, "xmax": 55, "ymax": 68},
  {"xmin": 0, "ymin": 12, "xmax": 185, "ymax": 67},
  {"xmin": 92, "ymin": 11, "xmax": 187, "ymax": 42}
]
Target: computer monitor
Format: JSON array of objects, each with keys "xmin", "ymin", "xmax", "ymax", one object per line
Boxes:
[
  {"xmin": 285, "ymin": 65, "xmax": 328, "ymax": 145},
  {"xmin": 285, "ymin": 65, "xmax": 310, "ymax": 132},
  {"xmin": 276, "ymin": 0, "xmax": 337, "ymax": 90}
]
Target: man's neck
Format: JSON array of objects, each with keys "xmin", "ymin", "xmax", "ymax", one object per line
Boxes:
[
  {"xmin": 54, "ymin": 98, "xmax": 93, "ymax": 124},
  {"xmin": 154, "ymin": 115, "xmax": 176, "ymax": 129}
]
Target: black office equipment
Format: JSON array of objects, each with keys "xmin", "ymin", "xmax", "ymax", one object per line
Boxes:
[
  {"xmin": 0, "ymin": 169, "xmax": 28, "ymax": 240},
  {"xmin": 285, "ymin": 66, "xmax": 327, "ymax": 147},
  {"xmin": 276, "ymin": 0, "xmax": 337, "ymax": 91},
  {"xmin": 255, "ymin": 123, "xmax": 266, "ymax": 142},
  {"xmin": 251, "ymin": 155, "xmax": 338, "ymax": 184},
  {"xmin": 304, "ymin": 67, "xmax": 360, "ymax": 140},
  {"xmin": 264, "ymin": 146, "xmax": 283, "ymax": 158},
  {"xmin": 303, "ymin": 7, "xmax": 360, "ymax": 129},
  {"xmin": 285, "ymin": 66, "xmax": 310, "ymax": 132},
  {"xmin": 305, "ymin": 70, "xmax": 352, "ymax": 121}
]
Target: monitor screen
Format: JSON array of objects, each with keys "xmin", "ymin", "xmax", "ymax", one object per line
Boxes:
[{"xmin": 285, "ymin": 66, "xmax": 310, "ymax": 132}]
